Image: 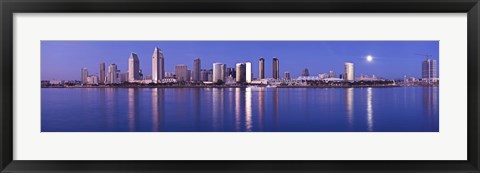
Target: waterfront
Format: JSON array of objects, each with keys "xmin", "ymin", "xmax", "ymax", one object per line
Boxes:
[{"xmin": 41, "ymin": 87, "xmax": 439, "ymax": 132}]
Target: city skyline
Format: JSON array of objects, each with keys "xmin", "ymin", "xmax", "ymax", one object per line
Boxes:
[{"xmin": 41, "ymin": 41, "xmax": 439, "ymax": 81}]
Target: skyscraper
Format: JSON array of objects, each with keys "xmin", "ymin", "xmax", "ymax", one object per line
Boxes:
[
  {"xmin": 192, "ymin": 58, "xmax": 201, "ymax": 81},
  {"xmin": 175, "ymin": 64, "xmax": 189, "ymax": 81},
  {"xmin": 236, "ymin": 63, "xmax": 246, "ymax": 83},
  {"xmin": 99, "ymin": 62, "xmax": 105, "ymax": 84},
  {"xmin": 422, "ymin": 59, "xmax": 438, "ymax": 84},
  {"xmin": 259, "ymin": 57, "xmax": 265, "ymax": 79},
  {"xmin": 128, "ymin": 52, "xmax": 140, "ymax": 82},
  {"xmin": 301, "ymin": 68, "xmax": 310, "ymax": 76},
  {"xmin": 284, "ymin": 71, "xmax": 291, "ymax": 80},
  {"xmin": 344, "ymin": 62, "xmax": 354, "ymax": 81},
  {"xmin": 107, "ymin": 64, "xmax": 117, "ymax": 84},
  {"xmin": 246, "ymin": 62, "xmax": 252, "ymax": 83},
  {"xmin": 152, "ymin": 47, "xmax": 165, "ymax": 83},
  {"xmin": 81, "ymin": 67, "xmax": 88, "ymax": 84},
  {"xmin": 213, "ymin": 63, "xmax": 226, "ymax": 83},
  {"xmin": 273, "ymin": 57, "xmax": 279, "ymax": 79}
]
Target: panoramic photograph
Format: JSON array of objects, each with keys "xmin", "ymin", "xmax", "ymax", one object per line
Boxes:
[{"xmin": 41, "ymin": 41, "xmax": 439, "ymax": 132}]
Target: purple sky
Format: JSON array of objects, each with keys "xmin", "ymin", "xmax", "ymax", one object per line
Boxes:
[{"xmin": 41, "ymin": 41, "xmax": 439, "ymax": 81}]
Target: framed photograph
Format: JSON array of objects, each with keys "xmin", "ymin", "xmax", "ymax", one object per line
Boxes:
[{"xmin": 1, "ymin": 0, "xmax": 479, "ymax": 172}]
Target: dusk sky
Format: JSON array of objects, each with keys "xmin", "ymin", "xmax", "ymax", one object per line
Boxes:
[{"xmin": 41, "ymin": 41, "xmax": 439, "ymax": 81}]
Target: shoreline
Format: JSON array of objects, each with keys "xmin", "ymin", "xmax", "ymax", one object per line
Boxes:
[{"xmin": 41, "ymin": 85, "xmax": 437, "ymax": 89}]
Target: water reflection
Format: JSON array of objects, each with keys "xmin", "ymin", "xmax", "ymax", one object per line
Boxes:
[
  {"xmin": 346, "ymin": 88, "xmax": 354, "ymax": 128},
  {"xmin": 128, "ymin": 88, "xmax": 136, "ymax": 131},
  {"xmin": 42, "ymin": 87, "xmax": 439, "ymax": 132},
  {"xmin": 151, "ymin": 88, "xmax": 164, "ymax": 132},
  {"xmin": 245, "ymin": 87, "xmax": 253, "ymax": 132},
  {"xmin": 212, "ymin": 88, "xmax": 224, "ymax": 131},
  {"xmin": 273, "ymin": 88, "xmax": 279, "ymax": 128},
  {"xmin": 106, "ymin": 88, "xmax": 115, "ymax": 128},
  {"xmin": 235, "ymin": 88, "xmax": 241, "ymax": 131},
  {"xmin": 257, "ymin": 87, "xmax": 265, "ymax": 131},
  {"xmin": 366, "ymin": 87, "xmax": 373, "ymax": 131}
]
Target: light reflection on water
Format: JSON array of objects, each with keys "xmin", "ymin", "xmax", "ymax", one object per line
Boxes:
[{"xmin": 41, "ymin": 87, "xmax": 439, "ymax": 132}]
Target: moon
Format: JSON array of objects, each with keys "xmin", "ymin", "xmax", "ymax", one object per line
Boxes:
[{"xmin": 366, "ymin": 55, "xmax": 373, "ymax": 62}]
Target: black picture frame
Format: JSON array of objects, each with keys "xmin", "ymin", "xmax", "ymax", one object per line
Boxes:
[{"xmin": 1, "ymin": 0, "xmax": 479, "ymax": 172}]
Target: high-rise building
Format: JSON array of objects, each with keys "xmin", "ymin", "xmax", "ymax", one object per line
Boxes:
[
  {"xmin": 175, "ymin": 64, "xmax": 189, "ymax": 81},
  {"xmin": 302, "ymin": 68, "xmax": 310, "ymax": 76},
  {"xmin": 107, "ymin": 64, "xmax": 117, "ymax": 84},
  {"xmin": 200, "ymin": 69, "xmax": 209, "ymax": 81},
  {"xmin": 284, "ymin": 71, "xmax": 291, "ymax": 80},
  {"xmin": 422, "ymin": 59, "xmax": 438, "ymax": 83},
  {"xmin": 128, "ymin": 52, "xmax": 140, "ymax": 82},
  {"xmin": 259, "ymin": 57, "xmax": 265, "ymax": 79},
  {"xmin": 246, "ymin": 62, "xmax": 252, "ymax": 83},
  {"xmin": 272, "ymin": 57, "xmax": 279, "ymax": 79},
  {"xmin": 192, "ymin": 58, "xmax": 201, "ymax": 81},
  {"xmin": 99, "ymin": 62, "xmax": 105, "ymax": 84},
  {"xmin": 236, "ymin": 63, "xmax": 246, "ymax": 83},
  {"xmin": 212, "ymin": 63, "xmax": 226, "ymax": 83},
  {"xmin": 81, "ymin": 67, "xmax": 88, "ymax": 84},
  {"xmin": 152, "ymin": 47, "xmax": 165, "ymax": 83},
  {"xmin": 344, "ymin": 62, "xmax": 354, "ymax": 81}
]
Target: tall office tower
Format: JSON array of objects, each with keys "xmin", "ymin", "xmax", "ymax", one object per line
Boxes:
[
  {"xmin": 301, "ymin": 68, "xmax": 310, "ymax": 76},
  {"xmin": 272, "ymin": 57, "xmax": 279, "ymax": 79},
  {"xmin": 212, "ymin": 63, "xmax": 226, "ymax": 83},
  {"xmin": 236, "ymin": 63, "xmax": 246, "ymax": 83},
  {"xmin": 344, "ymin": 62, "xmax": 354, "ymax": 81},
  {"xmin": 107, "ymin": 64, "xmax": 117, "ymax": 84},
  {"xmin": 245, "ymin": 62, "xmax": 252, "ymax": 83},
  {"xmin": 99, "ymin": 62, "xmax": 106, "ymax": 84},
  {"xmin": 128, "ymin": 52, "xmax": 140, "ymax": 82},
  {"xmin": 192, "ymin": 58, "xmax": 201, "ymax": 81},
  {"xmin": 422, "ymin": 59, "xmax": 438, "ymax": 84},
  {"xmin": 81, "ymin": 67, "xmax": 88, "ymax": 84},
  {"xmin": 259, "ymin": 57, "xmax": 265, "ymax": 79},
  {"xmin": 152, "ymin": 47, "xmax": 165, "ymax": 83},
  {"xmin": 284, "ymin": 71, "xmax": 291, "ymax": 80},
  {"xmin": 175, "ymin": 64, "xmax": 189, "ymax": 81}
]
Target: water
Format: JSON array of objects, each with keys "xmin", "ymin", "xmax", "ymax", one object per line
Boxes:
[{"xmin": 41, "ymin": 87, "xmax": 439, "ymax": 132}]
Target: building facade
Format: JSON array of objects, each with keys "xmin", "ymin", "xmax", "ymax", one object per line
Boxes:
[
  {"xmin": 128, "ymin": 52, "xmax": 140, "ymax": 82},
  {"xmin": 81, "ymin": 67, "xmax": 88, "ymax": 84},
  {"xmin": 272, "ymin": 57, "xmax": 279, "ymax": 79},
  {"xmin": 192, "ymin": 58, "xmax": 201, "ymax": 81},
  {"xmin": 284, "ymin": 71, "xmax": 291, "ymax": 80},
  {"xmin": 175, "ymin": 64, "xmax": 189, "ymax": 81},
  {"xmin": 212, "ymin": 63, "xmax": 226, "ymax": 83},
  {"xmin": 152, "ymin": 47, "xmax": 165, "ymax": 83},
  {"xmin": 107, "ymin": 64, "xmax": 117, "ymax": 84},
  {"xmin": 259, "ymin": 57, "xmax": 265, "ymax": 79},
  {"xmin": 236, "ymin": 63, "xmax": 246, "ymax": 83},
  {"xmin": 246, "ymin": 62, "xmax": 252, "ymax": 83},
  {"xmin": 302, "ymin": 68, "xmax": 310, "ymax": 76},
  {"xmin": 344, "ymin": 62, "xmax": 354, "ymax": 81},
  {"xmin": 422, "ymin": 59, "xmax": 438, "ymax": 83},
  {"xmin": 99, "ymin": 62, "xmax": 105, "ymax": 84}
]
